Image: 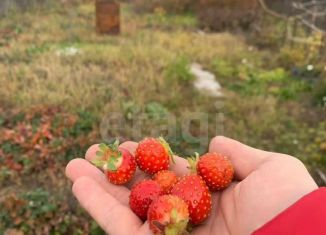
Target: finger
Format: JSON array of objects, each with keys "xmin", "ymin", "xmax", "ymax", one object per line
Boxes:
[
  {"xmin": 209, "ymin": 136, "xmax": 272, "ymax": 180},
  {"xmin": 136, "ymin": 222, "xmax": 153, "ymax": 235},
  {"xmin": 85, "ymin": 143, "xmax": 100, "ymax": 162},
  {"xmin": 66, "ymin": 158, "xmax": 130, "ymax": 205},
  {"xmin": 126, "ymin": 168, "xmax": 150, "ymax": 188},
  {"xmin": 170, "ymin": 156, "xmax": 188, "ymax": 176},
  {"xmin": 72, "ymin": 176, "xmax": 142, "ymax": 235},
  {"xmin": 120, "ymin": 141, "xmax": 138, "ymax": 155}
]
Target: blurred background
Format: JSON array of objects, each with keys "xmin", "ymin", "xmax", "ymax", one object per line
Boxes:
[{"xmin": 0, "ymin": 0, "xmax": 325, "ymax": 234}]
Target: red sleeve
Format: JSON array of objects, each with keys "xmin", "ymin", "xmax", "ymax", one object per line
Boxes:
[{"xmin": 253, "ymin": 187, "xmax": 326, "ymax": 235}]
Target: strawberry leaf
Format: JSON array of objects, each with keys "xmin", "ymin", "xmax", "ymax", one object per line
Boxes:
[
  {"xmin": 96, "ymin": 150, "xmax": 104, "ymax": 157},
  {"xmin": 106, "ymin": 160, "xmax": 117, "ymax": 171},
  {"xmin": 158, "ymin": 136, "xmax": 175, "ymax": 164},
  {"xmin": 187, "ymin": 153, "xmax": 199, "ymax": 174},
  {"xmin": 99, "ymin": 143, "xmax": 108, "ymax": 151},
  {"xmin": 92, "ymin": 159, "xmax": 104, "ymax": 168},
  {"xmin": 112, "ymin": 139, "xmax": 120, "ymax": 149},
  {"xmin": 91, "ymin": 142, "xmax": 122, "ymax": 171}
]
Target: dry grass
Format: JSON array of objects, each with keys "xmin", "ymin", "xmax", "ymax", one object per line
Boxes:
[
  {"xmin": 0, "ymin": 3, "xmax": 248, "ymax": 115},
  {"xmin": 0, "ymin": 2, "xmax": 324, "ymax": 163}
]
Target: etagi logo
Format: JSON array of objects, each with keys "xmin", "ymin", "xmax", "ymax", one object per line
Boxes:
[{"xmin": 99, "ymin": 101, "xmax": 225, "ymax": 154}]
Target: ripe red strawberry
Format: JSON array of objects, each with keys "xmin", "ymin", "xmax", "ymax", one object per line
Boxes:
[
  {"xmin": 153, "ymin": 170, "xmax": 178, "ymax": 194},
  {"xmin": 148, "ymin": 195, "xmax": 189, "ymax": 235},
  {"xmin": 195, "ymin": 152, "xmax": 234, "ymax": 191},
  {"xmin": 92, "ymin": 141, "xmax": 136, "ymax": 185},
  {"xmin": 171, "ymin": 174, "xmax": 211, "ymax": 225},
  {"xmin": 129, "ymin": 179, "xmax": 164, "ymax": 220},
  {"xmin": 135, "ymin": 137, "xmax": 174, "ymax": 175}
]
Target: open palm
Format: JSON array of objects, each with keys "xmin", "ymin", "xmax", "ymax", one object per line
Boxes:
[{"xmin": 66, "ymin": 136, "xmax": 317, "ymax": 235}]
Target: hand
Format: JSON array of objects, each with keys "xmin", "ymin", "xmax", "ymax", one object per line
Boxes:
[{"xmin": 65, "ymin": 136, "xmax": 318, "ymax": 235}]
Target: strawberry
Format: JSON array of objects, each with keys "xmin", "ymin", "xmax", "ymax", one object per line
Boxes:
[
  {"xmin": 135, "ymin": 137, "xmax": 174, "ymax": 175},
  {"xmin": 129, "ymin": 179, "xmax": 164, "ymax": 220},
  {"xmin": 171, "ymin": 174, "xmax": 211, "ymax": 225},
  {"xmin": 153, "ymin": 170, "xmax": 178, "ymax": 194},
  {"xmin": 148, "ymin": 195, "xmax": 189, "ymax": 235},
  {"xmin": 91, "ymin": 141, "xmax": 136, "ymax": 185},
  {"xmin": 195, "ymin": 152, "xmax": 234, "ymax": 191}
]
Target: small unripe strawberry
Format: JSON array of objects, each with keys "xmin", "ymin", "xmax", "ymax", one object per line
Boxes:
[
  {"xmin": 148, "ymin": 195, "xmax": 189, "ymax": 235},
  {"xmin": 129, "ymin": 180, "xmax": 164, "ymax": 220},
  {"xmin": 92, "ymin": 141, "xmax": 136, "ymax": 185},
  {"xmin": 135, "ymin": 137, "xmax": 174, "ymax": 175},
  {"xmin": 153, "ymin": 170, "xmax": 178, "ymax": 194},
  {"xmin": 195, "ymin": 152, "xmax": 234, "ymax": 191}
]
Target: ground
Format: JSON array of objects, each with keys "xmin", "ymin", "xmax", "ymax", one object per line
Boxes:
[{"xmin": 0, "ymin": 2, "xmax": 325, "ymax": 234}]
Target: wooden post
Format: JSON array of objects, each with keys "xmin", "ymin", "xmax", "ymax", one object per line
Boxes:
[{"xmin": 96, "ymin": 0, "xmax": 120, "ymax": 35}]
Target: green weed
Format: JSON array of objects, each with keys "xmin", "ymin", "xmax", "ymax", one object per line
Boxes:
[
  {"xmin": 145, "ymin": 102, "xmax": 169, "ymax": 120},
  {"xmin": 165, "ymin": 55, "xmax": 193, "ymax": 82}
]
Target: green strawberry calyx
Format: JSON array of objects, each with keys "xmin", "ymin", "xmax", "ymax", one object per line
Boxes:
[
  {"xmin": 187, "ymin": 152, "xmax": 200, "ymax": 174},
  {"xmin": 153, "ymin": 208, "xmax": 189, "ymax": 235},
  {"xmin": 159, "ymin": 136, "xmax": 175, "ymax": 164},
  {"xmin": 91, "ymin": 140, "xmax": 123, "ymax": 172},
  {"xmin": 166, "ymin": 208, "xmax": 189, "ymax": 235}
]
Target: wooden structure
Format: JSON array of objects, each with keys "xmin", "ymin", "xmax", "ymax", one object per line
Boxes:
[
  {"xmin": 96, "ymin": 0, "xmax": 120, "ymax": 35},
  {"xmin": 197, "ymin": 0, "xmax": 259, "ymax": 31}
]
